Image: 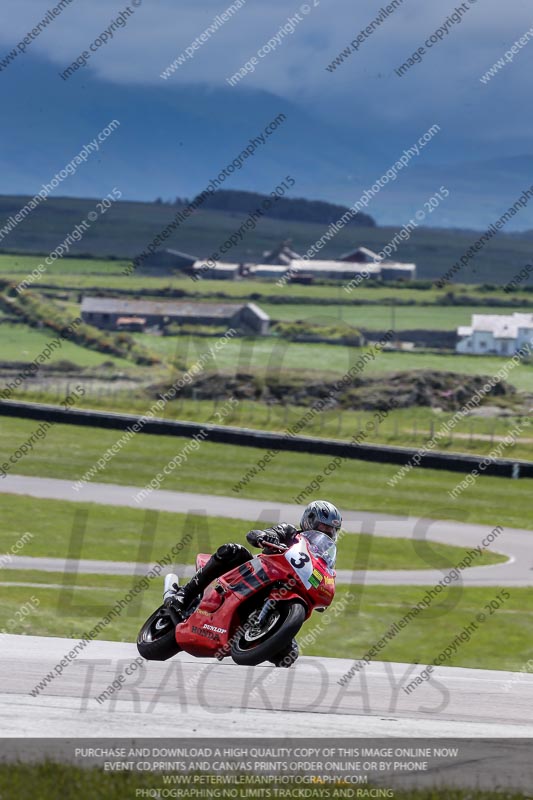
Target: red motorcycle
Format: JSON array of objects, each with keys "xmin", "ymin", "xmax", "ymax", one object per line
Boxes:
[{"xmin": 137, "ymin": 530, "xmax": 336, "ymax": 666}]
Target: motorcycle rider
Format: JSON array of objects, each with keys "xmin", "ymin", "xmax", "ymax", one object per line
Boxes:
[{"xmin": 166, "ymin": 500, "xmax": 342, "ymax": 656}]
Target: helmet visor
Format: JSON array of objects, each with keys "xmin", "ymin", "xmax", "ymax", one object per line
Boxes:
[{"xmin": 316, "ymin": 522, "xmax": 338, "ymax": 541}]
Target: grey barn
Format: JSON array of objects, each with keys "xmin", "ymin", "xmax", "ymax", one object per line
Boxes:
[{"xmin": 81, "ymin": 297, "xmax": 269, "ymax": 335}]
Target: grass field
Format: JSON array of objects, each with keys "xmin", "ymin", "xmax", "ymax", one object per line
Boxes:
[
  {"xmin": 0, "ymin": 495, "xmax": 505, "ymax": 570},
  {"xmin": 1, "ymin": 418, "xmax": 532, "ymax": 528},
  {"xmin": 5, "ymin": 390, "xmax": 532, "ymax": 460},
  {"xmin": 0, "ymin": 764, "xmax": 520, "ymax": 800},
  {"xmin": 263, "ymin": 303, "xmax": 522, "ymax": 330},
  {"xmin": 0, "ymin": 323, "xmax": 133, "ymax": 368},
  {"xmin": 0, "ymin": 573, "xmax": 529, "ymax": 672},
  {"xmin": 2, "ymin": 254, "xmax": 533, "ymax": 304},
  {"xmin": 131, "ymin": 334, "xmax": 533, "ymax": 391}
]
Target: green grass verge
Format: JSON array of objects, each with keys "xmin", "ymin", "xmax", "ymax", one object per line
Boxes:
[
  {"xmin": 1, "ymin": 418, "xmax": 531, "ymax": 529},
  {"xmin": 0, "ymin": 323, "xmax": 132, "ymax": 368},
  {"xmin": 262, "ymin": 303, "xmax": 523, "ymax": 331},
  {"xmin": 1, "ymin": 577, "xmax": 531, "ymax": 672},
  {"xmin": 0, "ymin": 764, "xmax": 525, "ymax": 800},
  {"xmin": 308, "ymin": 585, "xmax": 533, "ymax": 672},
  {"xmin": 0, "ymin": 496, "xmax": 505, "ymax": 570},
  {"xmin": 3, "ymin": 254, "xmax": 533, "ymax": 303}
]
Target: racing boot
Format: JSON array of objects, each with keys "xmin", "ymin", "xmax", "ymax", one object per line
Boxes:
[
  {"xmin": 169, "ymin": 543, "xmax": 252, "ymax": 621},
  {"xmin": 163, "ymin": 573, "xmax": 180, "ymax": 606}
]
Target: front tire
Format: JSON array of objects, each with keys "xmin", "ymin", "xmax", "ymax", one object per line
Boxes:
[
  {"xmin": 269, "ymin": 639, "xmax": 299, "ymax": 668},
  {"xmin": 231, "ymin": 601, "xmax": 306, "ymax": 667},
  {"xmin": 137, "ymin": 605, "xmax": 181, "ymax": 661}
]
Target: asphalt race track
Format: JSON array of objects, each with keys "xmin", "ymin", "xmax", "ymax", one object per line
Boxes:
[
  {"xmin": 3, "ymin": 634, "xmax": 533, "ymax": 739},
  {"xmin": 2, "ymin": 473, "xmax": 532, "ymax": 586},
  {"xmin": 1, "ymin": 473, "xmax": 533, "ymax": 740}
]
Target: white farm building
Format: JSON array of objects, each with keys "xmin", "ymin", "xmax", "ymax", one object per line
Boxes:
[{"xmin": 456, "ymin": 313, "xmax": 533, "ymax": 355}]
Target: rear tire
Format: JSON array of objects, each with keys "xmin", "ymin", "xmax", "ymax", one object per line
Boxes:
[
  {"xmin": 231, "ymin": 601, "xmax": 306, "ymax": 667},
  {"xmin": 137, "ymin": 605, "xmax": 181, "ymax": 661}
]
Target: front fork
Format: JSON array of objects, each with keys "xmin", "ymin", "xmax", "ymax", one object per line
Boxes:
[{"xmin": 256, "ymin": 595, "xmax": 277, "ymax": 627}]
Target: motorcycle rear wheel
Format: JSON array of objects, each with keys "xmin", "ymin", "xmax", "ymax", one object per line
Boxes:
[
  {"xmin": 137, "ymin": 604, "xmax": 181, "ymax": 661},
  {"xmin": 231, "ymin": 600, "xmax": 306, "ymax": 666}
]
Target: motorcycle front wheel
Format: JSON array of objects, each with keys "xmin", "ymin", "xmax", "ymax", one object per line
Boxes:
[
  {"xmin": 137, "ymin": 604, "xmax": 181, "ymax": 661},
  {"xmin": 231, "ymin": 600, "xmax": 306, "ymax": 666}
]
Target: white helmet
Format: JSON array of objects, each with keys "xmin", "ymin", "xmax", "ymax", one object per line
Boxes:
[{"xmin": 300, "ymin": 500, "xmax": 342, "ymax": 541}]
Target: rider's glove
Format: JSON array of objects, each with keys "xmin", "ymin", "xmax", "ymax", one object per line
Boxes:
[
  {"xmin": 272, "ymin": 523, "xmax": 298, "ymax": 539},
  {"xmin": 246, "ymin": 528, "xmax": 280, "ymax": 548},
  {"xmin": 260, "ymin": 531, "xmax": 281, "ymax": 547},
  {"xmin": 246, "ymin": 523, "xmax": 298, "ymax": 549},
  {"xmin": 246, "ymin": 529, "xmax": 267, "ymax": 547}
]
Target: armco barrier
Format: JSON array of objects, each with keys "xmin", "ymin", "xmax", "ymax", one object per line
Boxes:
[{"xmin": 0, "ymin": 399, "xmax": 532, "ymax": 478}]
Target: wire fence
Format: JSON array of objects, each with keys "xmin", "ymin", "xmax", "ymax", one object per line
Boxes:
[{"xmin": 0, "ymin": 380, "xmax": 529, "ymax": 453}]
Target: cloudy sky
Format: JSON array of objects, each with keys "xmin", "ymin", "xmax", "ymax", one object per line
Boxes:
[
  {"xmin": 1, "ymin": 0, "xmax": 532, "ymax": 227},
  {"xmin": 2, "ymin": 0, "xmax": 530, "ymax": 145}
]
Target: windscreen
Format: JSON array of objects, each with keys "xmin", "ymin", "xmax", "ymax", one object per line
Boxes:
[{"xmin": 301, "ymin": 530, "xmax": 337, "ymax": 571}]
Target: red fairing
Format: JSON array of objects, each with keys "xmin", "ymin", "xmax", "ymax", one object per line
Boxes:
[{"xmin": 175, "ymin": 533, "xmax": 336, "ymax": 659}]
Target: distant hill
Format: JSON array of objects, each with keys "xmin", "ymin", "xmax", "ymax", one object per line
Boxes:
[
  {"xmin": 190, "ymin": 189, "xmax": 375, "ymax": 227},
  {"xmin": 1, "ymin": 194, "xmax": 532, "ymax": 285},
  {"xmin": 2, "ymin": 54, "xmax": 533, "ymax": 231}
]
